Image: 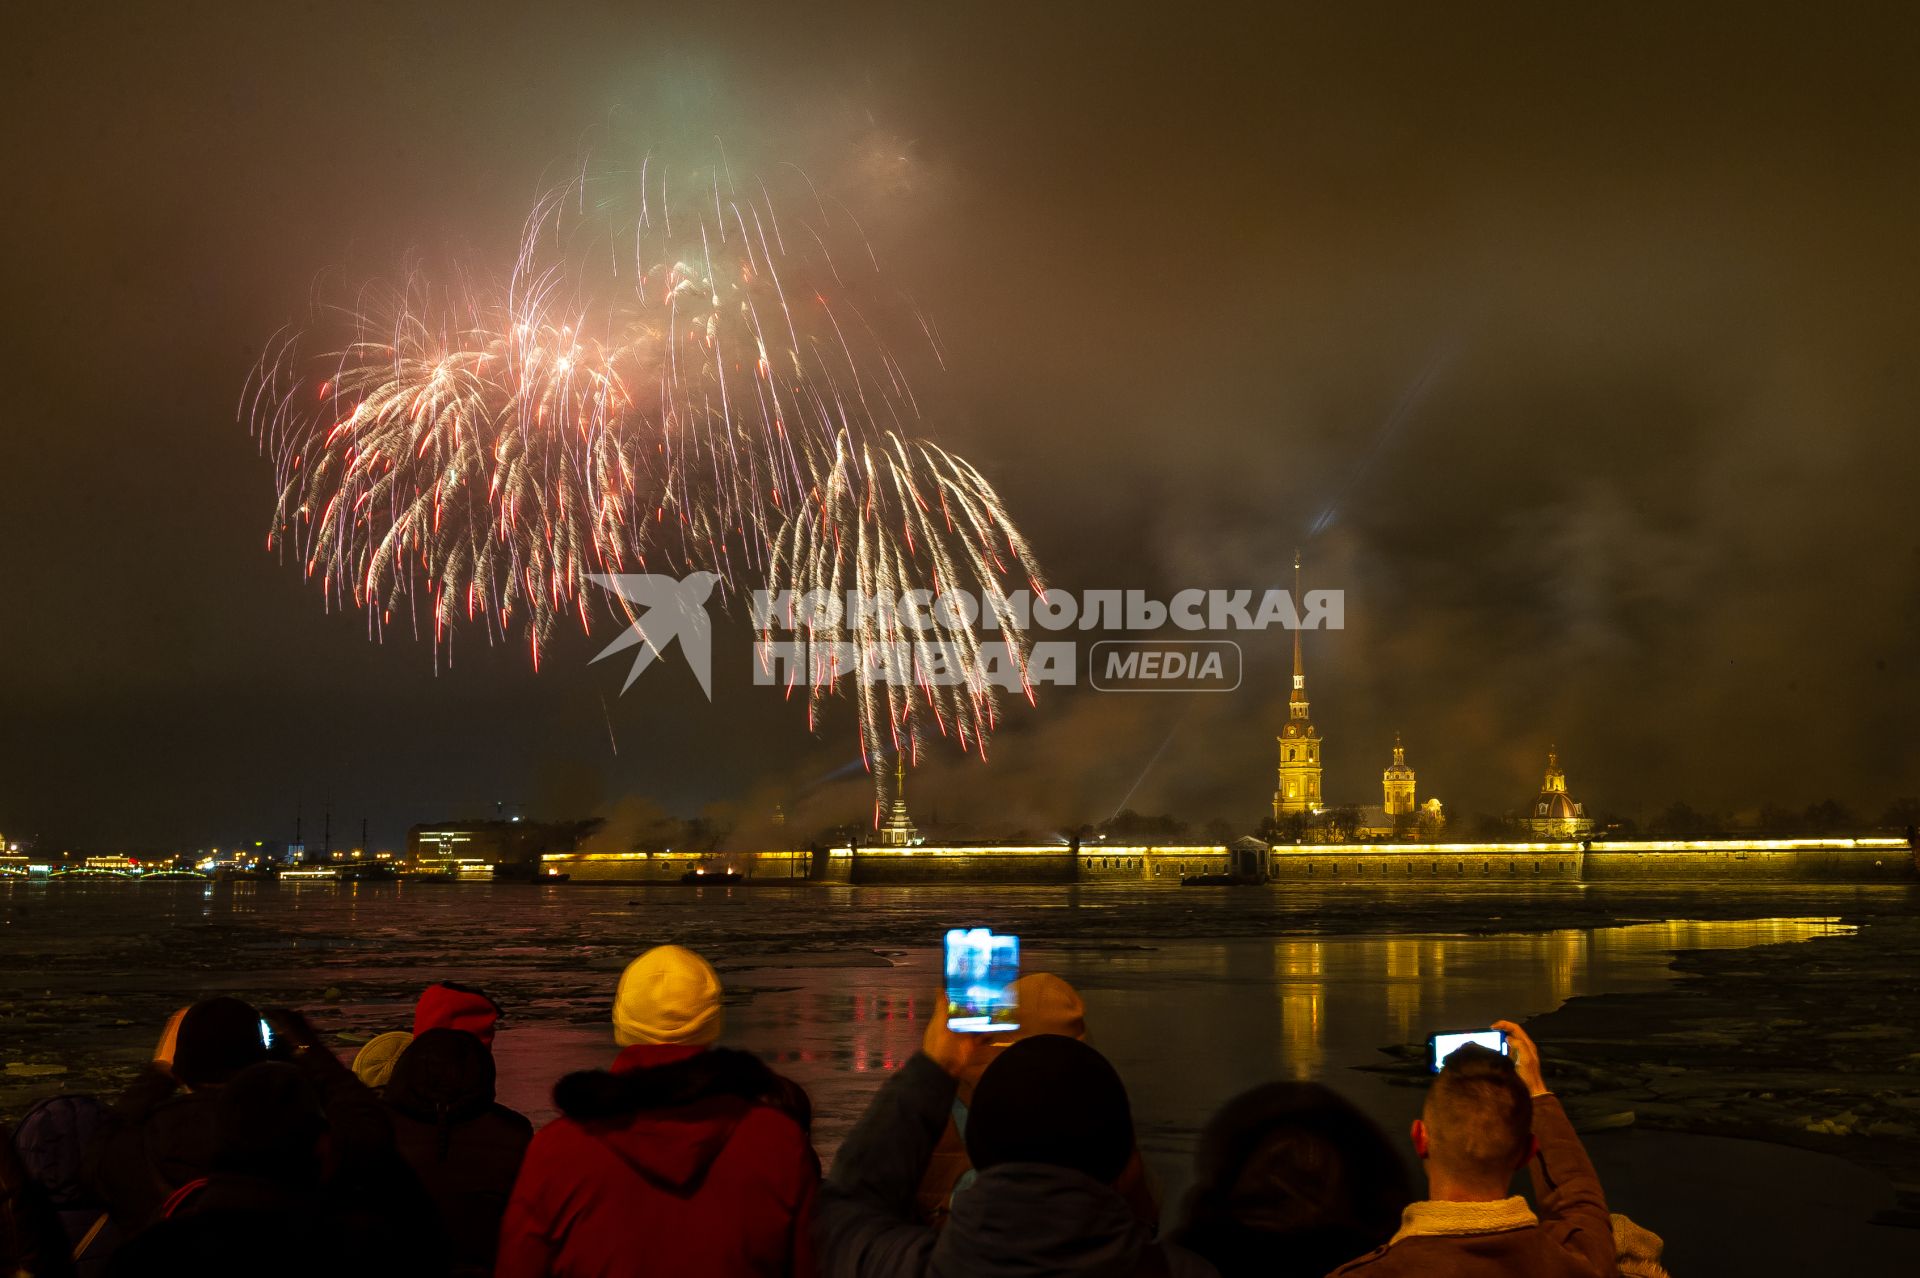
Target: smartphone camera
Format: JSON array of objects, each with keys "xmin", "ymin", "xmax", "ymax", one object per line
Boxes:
[
  {"xmin": 1427, "ymin": 1028, "xmax": 1508, "ymax": 1073},
  {"xmin": 944, "ymin": 928, "xmax": 1021, "ymax": 1033}
]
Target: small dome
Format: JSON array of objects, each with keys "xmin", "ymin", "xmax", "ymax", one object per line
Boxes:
[{"xmin": 1535, "ymin": 793, "xmax": 1580, "ymax": 821}]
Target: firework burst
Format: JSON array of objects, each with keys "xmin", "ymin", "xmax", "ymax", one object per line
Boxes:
[{"xmin": 245, "ymin": 144, "xmax": 1043, "ymax": 793}]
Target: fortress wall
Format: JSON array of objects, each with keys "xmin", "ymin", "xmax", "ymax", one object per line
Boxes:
[
  {"xmin": 1791, "ymin": 846, "xmax": 1915, "ymax": 880},
  {"xmin": 1267, "ymin": 848, "xmax": 1584, "ymax": 882},
  {"xmin": 1575, "ymin": 846, "xmax": 1909, "ymax": 882},
  {"xmin": 847, "ymin": 846, "xmax": 1078, "ymax": 884},
  {"xmin": 545, "ymin": 840, "xmax": 1911, "ymax": 885},
  {"xmin": 542, "ymin": 850, "xmax": 813, "ymax": 883},
  {"xmin": 1078, "ymin": 845, "xmax": 1232, "ymax": 883},
  {"xmin": 1583, "ymin": 848, "xmax": 1798, "ymax": 880}
]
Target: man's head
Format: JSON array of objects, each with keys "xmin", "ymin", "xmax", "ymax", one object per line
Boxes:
[
  {"xmin": 1411, "ymin": 1044, "xmax": 1535, "ymax": 1199},
  {"xmin": 965, "ymin": 1034, "xmax": 1134, "ymax": 1184},
  {"xmin": 955, "ymin": 972, "xmax": 1088, "ymax": 1093}
]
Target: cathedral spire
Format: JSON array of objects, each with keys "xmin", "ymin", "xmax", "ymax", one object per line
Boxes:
[
  {"xmin": 1290, "ymin": 550, "xmax": 1309, "ymax": 720},
  {"xmin": 879, "ymin": 748, "xmax": 918, "ymax": 847},
  {"xmin": 1273, "ymin": 550, "xmax": 1323, "ymax": 821}
]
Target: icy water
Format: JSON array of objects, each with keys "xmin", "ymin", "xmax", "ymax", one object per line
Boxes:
[{"xmin": 4, "ymin": 880, "xmax": 1917, "ymax": 1274}]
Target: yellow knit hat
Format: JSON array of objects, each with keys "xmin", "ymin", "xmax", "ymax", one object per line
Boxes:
[
  {"xmin": 613, "ymin": 945, "xmax": 725, "ymax": 1046},
  {"xmin": 352, "ymin": 1030, "xmax": 415, "ymax": 1090}
]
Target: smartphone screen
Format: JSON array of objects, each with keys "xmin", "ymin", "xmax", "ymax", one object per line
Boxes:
[
  {"xmin": 258, "ymin": 1017, "xmax": 273, "ymax": 1050},
  {"xmin": 944, "ymin": 928, "xmax": 1021, "ymax": 1033},
  {"xmin": 1428, "ymin": 1028, "xmax": 1508, "ymax": 1072}
]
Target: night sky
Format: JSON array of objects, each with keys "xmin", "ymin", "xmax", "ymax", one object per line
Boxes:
[{"xmin": 6, "ymin": 4, "xmax": 1918, "ymax": 852}]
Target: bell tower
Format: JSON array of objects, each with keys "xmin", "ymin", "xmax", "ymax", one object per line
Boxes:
[
  {"xmin": 1383, "ymin": 732, "xmax": 1416, "ymax": 816},
  {"xmin": 878, "ymin": 752, "xmax": 918, "ymax": 847},
  {"xmin": 1273, "ymin": 552, "xmax": 1323, "ymax": 821}
]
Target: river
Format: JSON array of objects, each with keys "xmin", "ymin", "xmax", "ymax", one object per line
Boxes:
[{"xmin": 3, "ymin": 879, "xmax": 1916, "ymax": 1273}]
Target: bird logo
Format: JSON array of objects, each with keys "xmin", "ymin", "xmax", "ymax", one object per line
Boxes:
[{"xmin": 587, "ymin": 572, "xmax": 722, "ymax": 699}]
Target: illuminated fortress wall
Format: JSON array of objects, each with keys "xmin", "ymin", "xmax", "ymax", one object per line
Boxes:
[
  {"xmin": 545, "ymin": 849, "xmax": 814, "ymax": 883},
  {"xmin": 538, "ymin": 838, "xmax": 1911, "ymax": 885},
  {"xmin": 1265, "ymin": 838, "xmax": 1912, "ymax": 884},
  {"xmin": 540, "ymin": 844, "xmax": 1232, "ymax": 884},
  {"xmin": 1266, "ymin": 847, "xmax": 1584, "ymax": 882}
]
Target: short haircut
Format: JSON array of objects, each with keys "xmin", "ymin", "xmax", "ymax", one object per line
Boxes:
[{"xmin": 1423, "ymin": 1044, "xmax": 1532, "ymax": 1183}]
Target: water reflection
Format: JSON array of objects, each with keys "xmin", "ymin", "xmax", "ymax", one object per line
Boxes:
[
  {"xmin": 0, "ymin": 880, "xmax": 1860, "ymax": 1196},
  {"xmin": 713, "ymin": 915, "xmax": 1851, "ymax": 1191}
]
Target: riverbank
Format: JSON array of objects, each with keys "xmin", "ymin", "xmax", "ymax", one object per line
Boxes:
[
  {"xmin": 1354, "ymin": 897, "xmax": 1920, "ymax": 1228},
  {"xmin": 1528, "ymin": 910, "xmax": 1920, "ymax": 1225}
]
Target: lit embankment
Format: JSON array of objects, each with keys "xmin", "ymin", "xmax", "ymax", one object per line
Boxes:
[{"xmin": 534, "ymin": 837, "xmax": 1913, "ymax": 885}]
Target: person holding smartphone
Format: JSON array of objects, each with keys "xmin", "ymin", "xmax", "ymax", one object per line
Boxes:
[
  {"xmin": 816, "ymin": 979, "xmax": 1215, "ymax": 1277},
  {"xmin": 1327, "ymin": 1020, "xmax": 1615, "ymax": 1278}
]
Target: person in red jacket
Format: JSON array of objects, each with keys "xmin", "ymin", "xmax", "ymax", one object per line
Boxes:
[{"xmin": 495, "ymin": 945, "xmax": 819, "ymax": 1278}]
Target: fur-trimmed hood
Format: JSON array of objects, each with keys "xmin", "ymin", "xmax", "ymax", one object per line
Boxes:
[{"xmin": 551, "ymin": 1047, "xmax": 811, "ymax": 1192}]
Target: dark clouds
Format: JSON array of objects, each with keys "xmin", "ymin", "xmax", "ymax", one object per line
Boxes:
[{"xmin": 3, "ymin": 3, "xmax": 1916, "ymax": 851}]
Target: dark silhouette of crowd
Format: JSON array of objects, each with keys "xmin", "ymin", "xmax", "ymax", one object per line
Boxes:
[{"xmin": 1, "ymin": 947, "xmax": 1672, "ymax": 1278}]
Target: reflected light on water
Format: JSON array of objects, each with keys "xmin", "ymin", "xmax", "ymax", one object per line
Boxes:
[
  {"xmin": 0, "ymin": 881, "xmax": 1863, "ymax": 1193},
  {"xmin": 727, "ymin": 915, "xmax": 1853, "ymax": 1176}
]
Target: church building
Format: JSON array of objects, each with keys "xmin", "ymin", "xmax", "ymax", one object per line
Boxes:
[
  {"xmin": 877, "ymin": 753, "xmax": 920, "ymax": 847},
  {"xmin": 1351, "ymin": 734, "xmax": 1446, "ymax": 839},
  {"xmin": 1526, "ymin": 747, "xmax": 1593, "ymax": 838},
  {"xmin": 1271, "ymin": 555, "xmax": 1442, "ymax": 840}
]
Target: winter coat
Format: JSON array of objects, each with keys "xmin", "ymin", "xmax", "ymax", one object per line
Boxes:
[
  {"xmin": 916, "ymin": 1106, "xmax": 1160, "ymax": 1234},
  {"xmin": 1327, "ymin": 1094, "xmax": 1614, "ymax": 1278},
  {"xmin": 87, "ymin": 1047, "xmax": 392, "ymax": 1235},
  {"xmin": 103, "ymin": 1129, "xmax": 444, "ymax": 1276},
  {"xmin": 84, "ymin": 1069, "xmax": 225, "ymax": 1233},
  {"xmin": 496, "ymin": 1044, "xmax": 819, "ymax": 1278},
  {"xmin": 2, "ymin": 1120, "xmax": 76, "ymax": 1278},
  {"xmin": 12, "ymin": 1095, "xmax": 120, "ymax": 1276},
  {"xmin": 383, "ymin": 1027, "xmax": 532, "ymax": 1277},
  {"xmin": 817, "ymin": 1052, "xmax": 1217, "ymax": 1278},
  {"xmin": 103, "ymin": 1172, "xmax": 359, "ymax": 1278}
]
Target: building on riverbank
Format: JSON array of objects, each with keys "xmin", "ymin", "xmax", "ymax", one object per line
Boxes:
[
  {"xmin": 1272, "ymin": 554, "xmax": 1325, "ymax": 822},
  {"xmin": 1271, "ymin": 556, "xmax": 1448, "ymax": 842},
  {"xmin": 408, "ymin": 818, "xmax": 592, "ymax": 878},
  {"xmin": 1527, "ymin": 747, "xmax": 1594, "ymax": 838}
]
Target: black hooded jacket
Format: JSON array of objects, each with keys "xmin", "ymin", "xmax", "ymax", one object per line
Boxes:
[
  {"xmin": 382, "ymin": 1029, "xmax": 531, "ymax": 1277},
  {"xmin": 817, "ymin": 1053, "xmax": 1216, "ymax": 1278}
]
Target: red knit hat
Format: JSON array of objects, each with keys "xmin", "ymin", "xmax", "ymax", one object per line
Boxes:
[{"xmin": 412, "ymin": 982, "xmax": 503, "ymax": 1046}]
